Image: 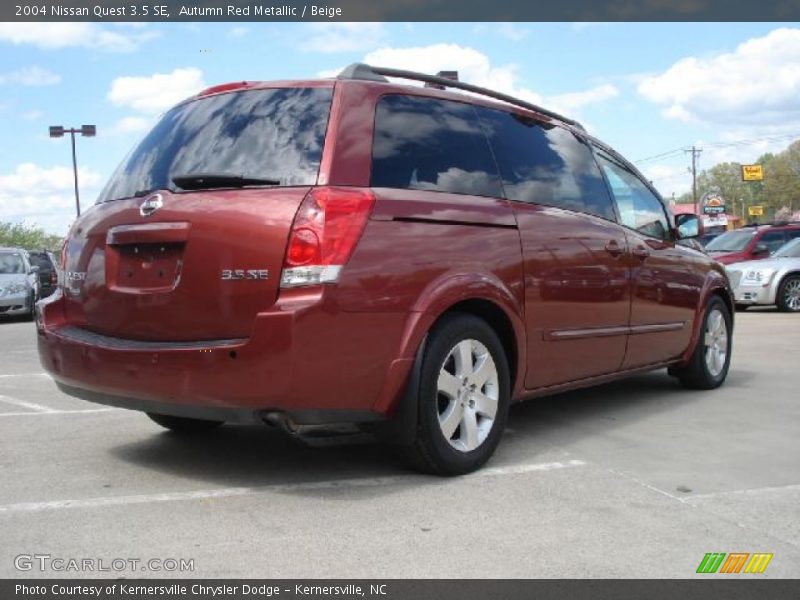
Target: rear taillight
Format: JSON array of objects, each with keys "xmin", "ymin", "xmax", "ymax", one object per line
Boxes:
[{"xmin": 281, "ymin": 187, "xmax": 375, "ymax": 288}]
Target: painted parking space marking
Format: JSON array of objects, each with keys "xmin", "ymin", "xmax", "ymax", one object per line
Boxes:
[
  {"xmin": 0, "ymin": 459, "xmax": 586, "ymax": 514},
  {"xmin": 0, "ymin": 372, "xmax": 50, "ymax": 379},
  {"xmin": 0, "ymin": 408, "xmax": 116, "ymax": 418},
  {"xmin": 0, "ymin": 394, "xmax": 57, "ymax": 413}
]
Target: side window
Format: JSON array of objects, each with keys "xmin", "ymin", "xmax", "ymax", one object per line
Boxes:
[
  {"xmin": 758, "ymin": 231, "xmax": 787, "ymax": 253},
  {"xmin": 371, "ymin": 95, "xmax": 503, "ymax": 198},
  {"xmin": 597, "ymin": 155, "xmax": 670, "ymax": 240},
  {"xmin": 476, "ymin": 107, "xmax": 615, "ymax": 221}
]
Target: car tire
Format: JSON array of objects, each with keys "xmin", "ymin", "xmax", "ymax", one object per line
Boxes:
[
  {"xmin": 27, "ymin": 291, "xmax": 36, "ymax": 321},
  {"xmin": 401, "ymin": 313, "xmax": 510, "ymax": 476},
  {"xmin": 670, "ymin": 296, "xmax": 732, "ymax": 390},
  {"xmin": 776, "ymin": 275, "xmax": 800, "ymax": 312},
  {"xmin": 147, "ymin": 413, "xmax": 224, "ymax": 433}
]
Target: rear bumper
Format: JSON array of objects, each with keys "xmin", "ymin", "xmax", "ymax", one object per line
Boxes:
[{"xmin": 37, "ymin": 288, "xmax": 409, "ymax": 424}]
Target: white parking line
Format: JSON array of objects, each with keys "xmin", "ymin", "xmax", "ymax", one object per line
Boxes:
[
  {"xmin": 0, "ymin": 408, "xmax": 116, "ymax": 418},
  {"xmin": 0, "ymin": 459, "xmax": 586, "ymax": 514},
  {"xmin": 0, "ymin": 372, "xmax": 50, "ymax": 379},
  {"xmin": 0, "ymin": 394, "xmax": 56, "ymax": 413},
  {"xmin": 684, "ymin": 483, "xmax": 800, "ymax": 501}
]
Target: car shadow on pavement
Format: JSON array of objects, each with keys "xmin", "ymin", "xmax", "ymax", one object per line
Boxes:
[{"xmin": 108, "ymin": 367, "xmax": 750, "ymax": 495}]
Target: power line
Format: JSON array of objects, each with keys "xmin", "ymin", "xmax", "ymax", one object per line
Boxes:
[
  {"xmin": 634, "ymin": 133, "xmax": 800, "ymax": 165},
  {"xmin": 634, "ymin": 147, "xmax": 687, "ymax": 164}
]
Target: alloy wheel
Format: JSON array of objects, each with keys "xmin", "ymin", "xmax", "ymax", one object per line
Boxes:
[
  {"xmin": 783, "ymin": 279, "xmax": 800, "ymax": 311},
  {"xmin": 703, "ymin": 308, "xmax": 729, "ymax": 378},
  {"xmin": 436, "ymin": 339, "xmax": 499, "ymax": 452}
]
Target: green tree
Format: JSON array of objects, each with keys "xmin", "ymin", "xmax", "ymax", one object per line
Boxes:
[{"xmin": 0, "ymin": 222, "xmax": 63, "ymax": 252}]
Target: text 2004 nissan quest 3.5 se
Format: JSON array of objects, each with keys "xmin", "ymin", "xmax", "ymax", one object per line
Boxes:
[{"xmin": 37, "ymin": 65, "xmax": 734, "ymax": 475}]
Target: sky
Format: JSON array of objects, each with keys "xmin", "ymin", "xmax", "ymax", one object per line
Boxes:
[{"xmin": 0, "ymin": 21, "xmax": 799, "ymax": 234}]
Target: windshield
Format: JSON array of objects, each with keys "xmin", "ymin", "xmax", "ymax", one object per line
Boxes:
[
  {"xmin": 98, "ymin": 86, "xmax": 333, "ymax": 202},
  {"xmin": 705, "ymin": 229, "xmax": 755, "ymax": 252},
  {"xmin": 0, "ymin": 252, "xmax": 25, "ymax": 274},
  {"xmin": 773, "ymin": 238, "xmax": 800, "ymax": 258}
]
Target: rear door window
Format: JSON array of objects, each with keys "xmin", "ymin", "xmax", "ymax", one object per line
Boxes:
[
  {"xmin": 371, "ymin": 95, "xmax": 503, "ymax": 198},
  {"xmin": 476, "ymin": 107, "xmax": 616, "ymax": 221},
  {"xmin": 98, "ymin": 87, "xmax": 333, "ymax": 202}
]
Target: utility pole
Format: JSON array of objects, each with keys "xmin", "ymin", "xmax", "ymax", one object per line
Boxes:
[{"xmin": 686, "ymin": 146, "xmax": 702, "ymax": 216}]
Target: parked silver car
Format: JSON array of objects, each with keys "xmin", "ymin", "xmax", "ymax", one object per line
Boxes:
[
  {"xmin": 726, "ymin": 238, "xmax": 800, "ymax": 312},
  {"xmin": 0, "ymin": 248, "xmax": 40, "ymax": 319}
]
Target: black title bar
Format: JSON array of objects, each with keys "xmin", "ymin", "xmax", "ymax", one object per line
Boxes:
[{"xmin": 4, "ymin": 0, "xmax": 800, "ymax": 22}]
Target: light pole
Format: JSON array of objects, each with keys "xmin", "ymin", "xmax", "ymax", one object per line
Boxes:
[{"xmin": 49, "ymin": 125, "xmax": 96, "ymax": 217}]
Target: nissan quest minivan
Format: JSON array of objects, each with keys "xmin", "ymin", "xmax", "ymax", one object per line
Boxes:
[{"xmin": 37, "ymin": 65, "xmax": 734, "ymax": 475}]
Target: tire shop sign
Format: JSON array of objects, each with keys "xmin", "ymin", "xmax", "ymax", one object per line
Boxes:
[{"xmin": 701, "ymin": 191, "xmax": 726, "ymax": 215}]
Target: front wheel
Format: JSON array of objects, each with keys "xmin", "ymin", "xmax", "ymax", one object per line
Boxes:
[
  {"xmin": 401, "ymin": 313, "xmax": 510, "ymax": 476},
  {"xmin": 670, "ymin": 297, "xmax": 732, "ymax": 390},
  {"xmin": 147, "ymin": 413, "xmax": 223, "ymax": 433},
  {"xmin": 776, "ymin": 275, "xmax": 800, "ymax": 312}
]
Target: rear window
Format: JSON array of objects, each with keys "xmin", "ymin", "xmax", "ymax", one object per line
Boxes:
[
  {"xmin": 28, "ymin": 253, "xmax": 53, "ymax": 270},
  {"xmin": 0, "ymin": 252, "xmax": 25, "ymax": 274},
  {"xmin": 98, "ymin": 87, "xmax": 333, "ymax": 202},
  {"xmin": 371, "ymin": 95, "xmax": 503, "ymax": 198}
]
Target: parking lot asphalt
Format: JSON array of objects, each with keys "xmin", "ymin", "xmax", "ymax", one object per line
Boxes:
[{"xmin": 0, "ymin": 310, "xmax": 798, "ymax": 579}]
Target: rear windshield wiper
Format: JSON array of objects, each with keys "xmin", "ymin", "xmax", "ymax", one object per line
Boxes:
[{"xmin": 171, "ymin": 172, "xmax": 281, "ymax": 191}]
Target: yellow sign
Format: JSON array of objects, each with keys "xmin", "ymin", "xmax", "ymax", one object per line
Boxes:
[
  {"xmin": 748, "ymin": 205, "xmax": 764, "ymax": 217},
  {"xmin": 742, "ymin": 164, "xmax": 764, "ymax": 181}
]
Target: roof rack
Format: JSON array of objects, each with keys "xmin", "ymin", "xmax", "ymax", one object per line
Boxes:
[{"xmin": 337, "ymin": 63, "xmax": 584, "ymax": 131}]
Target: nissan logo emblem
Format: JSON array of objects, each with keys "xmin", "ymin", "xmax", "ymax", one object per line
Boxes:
[{"xmin": 139, "ymin": 193, "xmax": 163, "ymax": 217}]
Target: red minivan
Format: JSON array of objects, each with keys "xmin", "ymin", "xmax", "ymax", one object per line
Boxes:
[{"xmin": 37, "ymin": 65, "xmax": 734, "ymax": 474}]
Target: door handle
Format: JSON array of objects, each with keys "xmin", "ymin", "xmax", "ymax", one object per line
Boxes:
[
  {"xmin": 604, "ymin": 240, "xmax": 624, "ymax": 258},
  {"xmin": 632, "ymin": 245, "xmax": 650, "ymax": 260}
]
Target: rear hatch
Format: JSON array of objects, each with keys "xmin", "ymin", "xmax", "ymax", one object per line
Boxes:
[{"xmin": 62, "ymin": 83, "xmax": 334, "ymax": 341}]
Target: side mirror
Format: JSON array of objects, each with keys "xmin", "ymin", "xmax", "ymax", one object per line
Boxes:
[
  {"xmin": 752, "ymin": 243, "xmax": 770, "ymax": 256},
  {"xmin": 30, "ymin": 265, "xmax": 40, "ymax": 274},
  {"xmin": 674, "ymin": 214, "xmax": 700, "ymax": 239}
]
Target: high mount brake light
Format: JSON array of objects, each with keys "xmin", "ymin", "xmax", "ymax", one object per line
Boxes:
[{"xmin": 280, "ymin": 187, "xmax": 375, "ymax": 288}]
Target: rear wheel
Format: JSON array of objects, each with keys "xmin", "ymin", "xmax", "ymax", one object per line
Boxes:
[
  {"xmin": 401, "ymin": 313, "xmax": 510, "ymax": 475},
  {"xmin": 671, "ymin": 296, "xmax": 732, "ymax": 390},
  {"xmin": 147, "ymin": 413, "xmax": 223, "ymax": 433},
  {"xmin": 776, "ymin": 275, "xmax": 800, "ymax": 312}
]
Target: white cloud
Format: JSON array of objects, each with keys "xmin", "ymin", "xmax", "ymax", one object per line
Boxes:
[
  {"xmin": 107, "ymin": 68, "xmax": 206, "ymax": 115},
  {"xmin": 638, "ymin": 28, "xmax": 800, "ymax": 126},
  {"xmin": 550, "ymin": 84, "xmax": 619, "ymax": 112},
  {"xmin": 640, "ymin": 162, "xmax": 692, "ymax": 199},
  {"xmin": 473, "ymin": 23, "xmax": 529, "ymax": 42},
  {"xmin": 0, "ymin": 163, "xmax": 104, "ymax": 235},
  {"xmin": 303, "ymin": 23, "xmax": 386, "ymax": 54},
  {"xmin": 0, "ymin": 23, "xmax": 158, "ymax": 53},
  {"xmin": 107, "ymin": 116, "xmax": 155, "ymax": 136},
  {"xmin": 21, "ymin": 110, "xmax": 43, "ymax": 121},
  {"xmin": 228, "ymin": 26, "xmax": 250, "ymax": 38},
  {"xmin": 354, "ymin": 44, "xmax": 618, "ymax": 119},
  {"xmin": 0, "ymin": 66, "xmax": 60, "ymax": 86}
]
